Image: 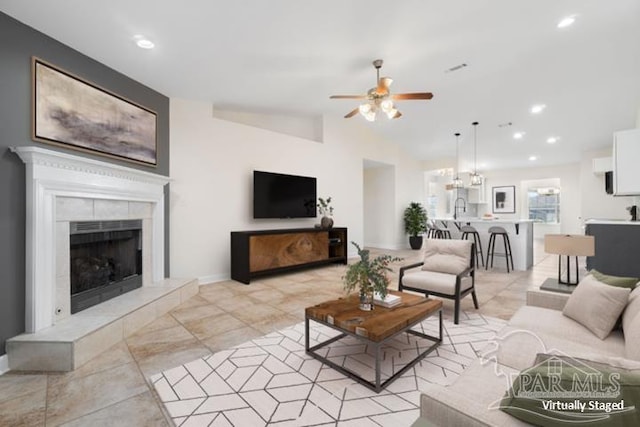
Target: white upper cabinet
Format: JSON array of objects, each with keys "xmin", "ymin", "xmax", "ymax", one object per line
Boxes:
[
  {"xmin": 467, "ymin": 181, "xmax": 487, "ymax": 204},
  {"xmin": 613, "ymin": 129, "xmax": 640, "ymax": 195},
  {"xmin": 592, "ymin": 156, "xmax": 612, "ymax": 174}
]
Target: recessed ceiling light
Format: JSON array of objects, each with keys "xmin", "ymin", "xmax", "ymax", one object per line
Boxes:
[
  {"xmin": 133, "ymin": 35, "xmax": 154, "ymax": 49},
  {"xmin": 513, "ymin": 132, "xmax": 525, "ymax": 140},
  {"xmin": 557, "ymin": 15, "xmax": 576, "ymax": 29},
  {"xmin": 547, "ymin": 136, "xmax": 558, "ymax": 144},
  {"xmin": 530, "ymin": 104, "xmax": 546, "ymax": 114},
  {"xmin": 529, "ymin": 156, "xmax": 538, "ymax": 161}
]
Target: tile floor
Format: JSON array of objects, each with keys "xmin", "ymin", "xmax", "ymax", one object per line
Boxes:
[{"xmin": 0, "ymin": 240, "xmax": 572, "ymax": 426}]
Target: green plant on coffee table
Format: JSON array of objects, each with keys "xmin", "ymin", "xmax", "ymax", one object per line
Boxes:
[{"xmin": 343, "ymin": 242, "xmax": 402, "ymax": 300}]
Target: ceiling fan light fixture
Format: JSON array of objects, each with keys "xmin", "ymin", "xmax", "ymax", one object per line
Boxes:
[
  {"xmin": 359, "ymin": 103, "xmax": 372, "ymax": 114},
  {"xmin": 380, "ymin": 99, "xmax": 394, "ymax": 113},
  {"xmin": 385, "ymin": 108, "xmax": 399, "ymax": 119},
  {"xmin": 330, "ymin": 59, "xmax": 433, "ymax": 121},
  {"xmin": 359, "ymin": 103, "xmax": 377, "ymax": 121}
]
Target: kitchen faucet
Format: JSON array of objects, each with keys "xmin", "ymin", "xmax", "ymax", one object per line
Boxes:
[{"xmin": 454, "ymin": 197, "xmax": 466, "ymax": 220}]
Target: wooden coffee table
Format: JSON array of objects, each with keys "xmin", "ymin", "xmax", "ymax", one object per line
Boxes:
[{"xmin": 305, "ymin": 290, "xmax": 442, "ymax": 392}]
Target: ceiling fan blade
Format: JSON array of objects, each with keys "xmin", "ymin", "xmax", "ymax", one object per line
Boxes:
[
  {"xmin": 330, "ymin": 95, "xmax": 367, "ymax": 100},
  {"xmin": 391, "ymin": 92, "xmax": 434, "ymax": 100},
  {"xmin": 391, "ymin": 110, "xmax": 402, "ymax": 119},
  {"xmin": 344, "ymin": 108, "xmax": 359, "ymax": 118},
  {"xmin": 376, "ymin": 77, "xmax": 393, "ymax": 95}
]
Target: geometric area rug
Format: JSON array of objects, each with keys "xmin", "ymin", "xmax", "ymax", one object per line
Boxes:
[{"xmin": 151, "ymin": 312, "xmax": 506, "ymax": 427}]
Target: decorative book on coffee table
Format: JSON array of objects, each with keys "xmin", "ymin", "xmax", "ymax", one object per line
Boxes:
[{"xmin": 373, "ymin": 292, "xmax": 402, "ymax": 308}]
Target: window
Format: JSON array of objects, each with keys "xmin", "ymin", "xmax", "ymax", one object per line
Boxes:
[
  {"xmin": 426, "ymin": 181, "xmax": 439, "ymax": 219},
  {"xmin": 528, "ymin": 188, "xmax": 560, "ymax": 223},
  {"xmin": 426, "ymin": 195, "xmax": 438, "ymax": 219}
]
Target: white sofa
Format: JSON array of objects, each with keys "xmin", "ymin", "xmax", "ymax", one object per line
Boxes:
[{"xmin": 412, "ymin": 283, "xmax": 640, "ymax": 426}]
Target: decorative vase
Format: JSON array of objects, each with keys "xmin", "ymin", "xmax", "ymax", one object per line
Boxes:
[
  {"xmin": 321, "ymin": 216, "xmax": 334, "ymax": 229},
  {"xmin": 359, "ymin": 289, "xmax": 374, "ymax": 311}
]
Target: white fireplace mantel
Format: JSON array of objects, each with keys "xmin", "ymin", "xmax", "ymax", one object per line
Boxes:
[{"xmin": 11, "ymin": 146, "xmax": 170, "ymax": 333}]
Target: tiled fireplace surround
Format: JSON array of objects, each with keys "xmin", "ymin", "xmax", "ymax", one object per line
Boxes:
[{"xmin": 7, "ymin": 147, "xmax": 198, "ymax": 372}]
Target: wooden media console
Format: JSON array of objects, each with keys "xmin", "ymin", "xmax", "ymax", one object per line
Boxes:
[{"xmin": 230, "ymin": 227, "xmax": 348, "ymax": 284}]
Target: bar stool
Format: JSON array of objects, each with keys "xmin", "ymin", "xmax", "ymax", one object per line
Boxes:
[
  {"xmin": 431, "ymin": 223, "xmax": 451, "ymax": 239},
  {"xmin": 426, "ymin": 222, "xmax": 438, "ymax": 239},
  {"xmin": 461, "ymin": 225, "xmax": 484, "ymax": 267},
  {"xmin": 486, "ymin": 226, "xmax": 514, "ymax": 272}
]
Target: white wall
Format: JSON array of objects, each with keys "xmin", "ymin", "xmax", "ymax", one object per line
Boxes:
[
  {"xmin": 363, "ymin": 165, "xmax": 396, "ymax": 248},
  {"xmin": 212, "ymin": 108, "xmax": 323, "ymax": 143},
  {"xmin": 477, "ymin": 163, "xmax": 582, "ymax": 234},
  {"xmin": 580, "ymin": 148, "xmax": 636, "ymax": 221},
  {"xmin": 170, "ymin": 98, "xmax": 424, "ymax": 282},
  {"xmin": 425, "ymin": 173, "xmax": 453, "ymax": 218}
]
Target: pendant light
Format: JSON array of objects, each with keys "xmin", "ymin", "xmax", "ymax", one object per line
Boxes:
[
  {"xmin": 470, "ymin": 121, "xmax": 483, "ymax": 186},
  {"xmin": 452, "ymin": 132, "xmax": 464, "ymax": 188}
]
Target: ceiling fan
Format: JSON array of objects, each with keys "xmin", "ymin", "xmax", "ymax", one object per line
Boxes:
[{"xmin": 330, "ymin": 59, "xmax": 433, "ymax": 121}]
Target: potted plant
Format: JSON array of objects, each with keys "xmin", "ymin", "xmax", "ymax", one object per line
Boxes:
[
  {"xmin": 343, "ymin": 242, "xmax": 402, "ymax": 311},
  {"xmin": 317, "ymin": 196, "xmax": 334, "ymax": 228},
  {"xmin": 404, "ymin": 202, "xmax": 428, "ymax": 250}
]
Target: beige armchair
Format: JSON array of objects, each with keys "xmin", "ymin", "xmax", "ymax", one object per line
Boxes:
[{"xmin": 399, "ymin": 239, "xmax": 478, "ymax": 324}]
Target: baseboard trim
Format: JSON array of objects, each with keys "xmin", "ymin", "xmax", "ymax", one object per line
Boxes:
[
  {"xmin": 198, "ymin": 274, "xmax": 230, "ymax": 285},
  {"xmin": 363, "ymin": 242, "xmax": 407, "ymax": 251},
  {"xmin": 0, "ymin": 354, "xmax": 9, "ymax": 375}
]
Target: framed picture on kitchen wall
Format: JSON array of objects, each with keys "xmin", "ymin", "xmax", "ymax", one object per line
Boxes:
[
  {"xmin": 32, "ymin": 57, "xmax": 158, "ymax": 166},
  {"xmin": 492, "ymin": 185, "xmax": 516, "ymax": 214}
]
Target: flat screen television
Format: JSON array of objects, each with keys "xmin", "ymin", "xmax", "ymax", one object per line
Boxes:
[{"xmin": 253, "ymin": 171, "xmax": 317, "ymax": 218}]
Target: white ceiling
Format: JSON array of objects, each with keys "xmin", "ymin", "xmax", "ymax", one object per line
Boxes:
[{"xmin": 2, "ymin": 0, "xmax": 639, "ymax": 171}]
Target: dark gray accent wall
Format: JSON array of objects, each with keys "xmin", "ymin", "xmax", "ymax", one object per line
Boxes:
[{"xmin": 0, "ymin": 12, "xmax": 170, "ymax": 357}]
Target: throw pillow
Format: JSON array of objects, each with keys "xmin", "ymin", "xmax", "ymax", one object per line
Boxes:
[
  {"xmin": 590, "ymin": 269, "xmax": 639, "ymax": 290},
  {"xmin": 562, "ymin": 274, "xmax": 630, "ymax": 339},
  {"xmin": 500, "ymin": 353, "xmax": 640, "ymax": 426},
  {"xmin": 421, "ymin": 239, "xmax": 472, "ymax": 275}
]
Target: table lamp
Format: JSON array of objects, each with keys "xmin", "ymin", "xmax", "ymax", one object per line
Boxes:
[{"xmin": 544, "ymin": 234, "xmax": 595, "ymax": 287}]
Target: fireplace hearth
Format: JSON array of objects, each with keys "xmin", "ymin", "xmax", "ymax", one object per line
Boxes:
[
  {"xmin": 8, "ymin": 147, "xmax": 201, "ymax": 373},
  {"xmin": 70, "ymin": 220, "xmax": 143, "ymax": 313}
]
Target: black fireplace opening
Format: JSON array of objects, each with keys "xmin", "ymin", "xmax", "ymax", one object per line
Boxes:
[{"xmin": 70, "ymin": 220, "xmax": 143, "ymax": 314}]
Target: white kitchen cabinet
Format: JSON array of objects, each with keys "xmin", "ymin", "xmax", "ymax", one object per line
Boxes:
[
  {"xmin": 467, "ymin": 182, "xmax": 487, "ymax": 204},
  {"xmin": 592, "ymin": 156, "xmax": 612, "ymax": 174},
  {"xmin": 613, "ymin": 129, "xmax": 640, "ymax": 195}
]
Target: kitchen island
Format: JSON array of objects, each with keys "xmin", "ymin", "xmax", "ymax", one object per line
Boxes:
[{"xmin": 431, "ymin": 218, "xmax": 534, "ymax": 271}]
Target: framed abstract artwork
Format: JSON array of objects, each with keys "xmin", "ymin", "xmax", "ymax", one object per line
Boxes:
[
  {"xmin": 492, "ymin": 185, "xmax": 516, "ymax": 214},
  {"xmin": 32, "ymin": 57, "xmax": 157, "ymax": 166}
]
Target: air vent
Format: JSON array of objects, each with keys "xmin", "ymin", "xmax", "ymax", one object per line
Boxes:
[
  {"xmin": 445, "ymin": 63, "xmax": 468, "ymax": 73},
  {"xmin": 70, "ymin": 220, "xmax": 142, "ymax": 235}
]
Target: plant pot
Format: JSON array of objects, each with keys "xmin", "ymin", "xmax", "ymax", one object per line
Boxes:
[
  {"xmin": 409, "ymin": 236, "xmax": 423, "ymax": 250},
  {"xmin": 321, "ymin": 216, "xmax": 334, "ymax": 228}
]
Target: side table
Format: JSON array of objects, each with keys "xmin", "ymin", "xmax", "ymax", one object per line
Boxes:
[{"xmin": 526, "ymin": 285, "xmax": 572, "ymax": 311}]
